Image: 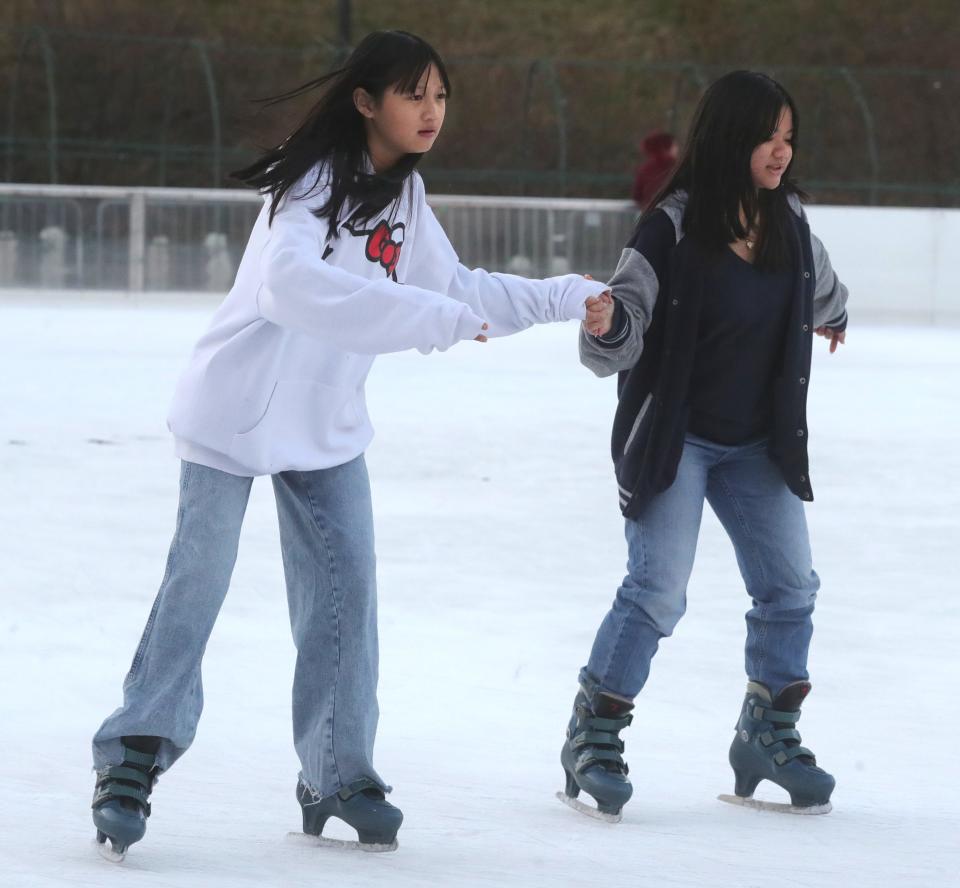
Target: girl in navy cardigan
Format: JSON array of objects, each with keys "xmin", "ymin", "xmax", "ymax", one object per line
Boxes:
[{"xmin": 559, "ymin": 71, "xmax": 848, "ymax": 823}]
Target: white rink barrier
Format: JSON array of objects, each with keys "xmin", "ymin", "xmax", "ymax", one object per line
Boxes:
[
  {"xmin": 804, "ymin": 205, "xmax": 960, "ymax": 325},
  {"xmin": 0, "ymin": 184, "xmax": 957, "ymax": 324}
]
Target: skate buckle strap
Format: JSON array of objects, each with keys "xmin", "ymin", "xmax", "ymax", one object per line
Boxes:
[
  {"xmin": 92, "ymin": 750, "xmax": 158, "ymax": 815},
  {"xmin": 773, "ymin": 746, "xmax": 816, "ymax": 766},
  {"xmin": 121, "ymin": 747, "xmax": 158, "ymax": 769},
  {"xmin": 92, "ymin": 781, "xmax": 152, "ymax": 816},
  {"xmin": 759, "ymin": 729, "xmax": 802, "ymax": 747},
  {"xmin": 102, "ymin": 765, "xmax": 153, "ymax": 789},
  {"xmin": 336, "ymin": 777, "xmax": 381, "ymax": 801},
  {"xmin": 571, "ymin": 730, "xmax": 625, "ymax": 753},
  {"xmin": 586, "ymin": 713, "xmax": 632, "ymax": 732},
  {"xmin": 752, "ymin": 704, "xmax": 801, "ymax": 724},
  {"xmin": 575, "ymin": 747, "xmax": 628, "ymax": 774}
]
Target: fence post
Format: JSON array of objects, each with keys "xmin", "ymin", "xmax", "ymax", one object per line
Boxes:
[
  {"xmin": 191, "ymin": 39, "xmax": 223, "ymax": 191},
  {"xmin": 0, "ymin": 229, "xmax": 18, "ymax": 285},
  {"xmin": 128, "ymin": 190, "xmax": 146, "ymax": 291},
  {"xmin": 6, "ymin": 26, "xmax": 60, "ymax": 184},
  {"xmin": 838, "ymin": 67, "xmax": 881, "ymax": 206},
  {"xmin": 39, "ymin": 224, "xmax": 67, "ymax": 287}
]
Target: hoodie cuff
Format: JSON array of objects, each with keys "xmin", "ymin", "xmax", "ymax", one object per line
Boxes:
[
  {"xmin": 559, "ymin": 277, "xmax": 609, "ymax": 322},
  {"xmin": 452, "ymin": 306, "xmax": 487, "ymax": 343}
]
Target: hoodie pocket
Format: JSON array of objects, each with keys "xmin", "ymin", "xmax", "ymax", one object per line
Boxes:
[
  {"xmin": 228, "ymin": 380, "xmax": 360, "ymax": 471},
  {"xmin": 235, "ymin": 381, "xmax": 279, "ymax": 436}
]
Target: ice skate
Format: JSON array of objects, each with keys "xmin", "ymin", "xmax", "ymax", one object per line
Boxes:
[
  {"xmin": 290, "ymin": 776, "xmax": 403, "ymax": 852},
  {"xmin": 718, "ymin": 680, "xmax": 834, "ymax": 814},
  {"xmin": 91, "ymin": 740, "xmax": 160, "ymax": 861},
  {"xmin": 558, "ymin": 682, "xmax": 634, "ymax": 822}
]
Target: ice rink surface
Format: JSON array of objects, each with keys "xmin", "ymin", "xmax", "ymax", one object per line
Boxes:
[{"xmin": 1, "ymin": 302, "xmax": 958, "ymax": 887}]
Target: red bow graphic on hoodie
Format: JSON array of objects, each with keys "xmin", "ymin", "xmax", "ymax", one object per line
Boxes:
[{"xmin": 364, "ymin": 221, "xmax": 404, "ymax": 278}]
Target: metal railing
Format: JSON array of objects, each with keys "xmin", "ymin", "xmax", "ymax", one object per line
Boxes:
[{"xmin": 0, "ymin": 184, "xmax": 639, "ymax": 292}]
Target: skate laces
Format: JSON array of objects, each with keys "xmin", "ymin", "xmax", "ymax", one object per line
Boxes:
[{"xmin": 300, "ymin": 779, "xmax": 323, "ymax": 803}]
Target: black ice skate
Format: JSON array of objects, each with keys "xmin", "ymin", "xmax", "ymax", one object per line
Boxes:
[
  {"xmin": 719, "ymin": 680, "xmax": 835, "ymax": 815},
  {"xmin": 91, "ymin": 739, "xmax": 160, "ymax": 861},
  {"xmin": 558, "ymin": 683, "xmax": 634, "ymax": 822},
  {"xmin": 291, "ymin": 776, "xmax": 403, "ymax": 852}
]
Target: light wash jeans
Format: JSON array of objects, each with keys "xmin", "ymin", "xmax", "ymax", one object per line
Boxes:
[
  {"xmin": 92, "ymin": 457, "xmax": 387, "ymax": 797},
  {"xmin": 586, "ymin": 434, "xmax": 820, "ymax": 700}
]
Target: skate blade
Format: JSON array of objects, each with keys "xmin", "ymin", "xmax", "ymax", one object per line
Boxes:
[
  {"xmin": 93, "ymin": 836, "xmax": 126, "ymax": 863},
  {"xmin": 555, "ymin": 791, "xmax": 622, "ymax": 823},
  {"xmin": 286, "ymin": 831, "xmax": 398, "ymax": 853},
  {"xmin": 717, "ymin": 794, "xmax": 832, "ymax": 815}
]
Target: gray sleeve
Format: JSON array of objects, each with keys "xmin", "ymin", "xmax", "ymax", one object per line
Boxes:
[
  {"xmin": 810, "ymin": 230, "xmax": 849, "ymax": 330},
  {"xmin": 578, "ymin": 247, "xmax": 659, "ymax": 378}
]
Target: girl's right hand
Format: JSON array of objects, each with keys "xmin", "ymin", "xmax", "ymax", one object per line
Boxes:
[
  {"xmin": 585, "ymin": 291, "xmax": 615, "ymax": 337},
  {"xmin": 474, "ymin": 322, "xmax": 489, "ymax": 343}
]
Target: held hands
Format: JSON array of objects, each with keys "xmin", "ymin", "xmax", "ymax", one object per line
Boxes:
[
  {"xmin": 582, "ymin": 273, "xmax": 615, "ymax": 336},
  {"xmin": 815, "ymin": 326, "xmax": 845, "ymax": 354},
  {"xmin": 583, "ymin": 273, "xmax": 615, "ymax": 336}
]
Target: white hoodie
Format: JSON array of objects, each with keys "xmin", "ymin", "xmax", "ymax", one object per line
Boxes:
[{"xmin": 167, "ymin": 167, "xmax": 608, "ymax": 476}]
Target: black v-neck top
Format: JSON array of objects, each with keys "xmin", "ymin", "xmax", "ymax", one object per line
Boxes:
[{"xmin": 686, "ymin": 247, "xmax": 794, "ymax": 445}]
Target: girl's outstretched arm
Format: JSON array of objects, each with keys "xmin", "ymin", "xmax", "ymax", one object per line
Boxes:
[
  {"xmin": 258, "ymin": 200, "xmax": 486, "ymax": 356},
  {"xmin": 405, "ymin": 183, "xmax": 609, "ymax": 337}
]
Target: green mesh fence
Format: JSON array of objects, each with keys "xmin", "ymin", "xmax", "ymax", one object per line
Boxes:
[{"xmin": 2, "ymin": 27, "xmax": 958, "ymax": 206}]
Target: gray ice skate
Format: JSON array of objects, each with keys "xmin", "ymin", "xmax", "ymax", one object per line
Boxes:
[
  {"xmin": 91, "ymin": 741, "xmax": 160, "ymax": 861},
  {"xmin": 718, "ymin": 680, "xmax": 835, "ymax": 814},
  {"xmin": 558, "ymin": 682, "xmax": 634, "ymax": 822},
  {"xmin": 290, "ymin": 776, "xmax": 403, "ymax": 852}
]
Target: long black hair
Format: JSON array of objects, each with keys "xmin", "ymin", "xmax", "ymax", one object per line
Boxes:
[
  {"xmin": 232, "ymin": 30, "xmax": 451, "ymax": 237},
  {"xmin": 646, "ymin": 70, "xmax": 804, "ymax": 272}
]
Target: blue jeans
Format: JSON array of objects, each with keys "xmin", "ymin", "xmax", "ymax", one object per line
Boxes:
[
  {"xmin": 586, "ymin": 434, "xmax": 820, "ymax": 699},
  {"xmin": 92, "ymin": 457, "xmax": 387, "ymax": 797}
]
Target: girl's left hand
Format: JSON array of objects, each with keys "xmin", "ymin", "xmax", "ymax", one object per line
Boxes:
[{"xmin": 815, "ymin": 326, "xmax": 846, "ymax": 354}]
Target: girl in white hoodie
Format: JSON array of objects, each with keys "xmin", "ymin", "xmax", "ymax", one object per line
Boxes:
[{"xmin": 90, "ymin": 30, "xmax": 611, "ymax": 859}]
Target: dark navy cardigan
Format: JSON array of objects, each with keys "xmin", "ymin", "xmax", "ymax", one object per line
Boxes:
[{"xmin": 580, "ymin": 193, "xmax": 849, "ymax": 519}]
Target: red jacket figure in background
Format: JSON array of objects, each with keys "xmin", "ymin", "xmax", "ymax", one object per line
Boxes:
[{"xmin": 631, "ymin": 131, "xmax": 678, "ymax": 209}]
